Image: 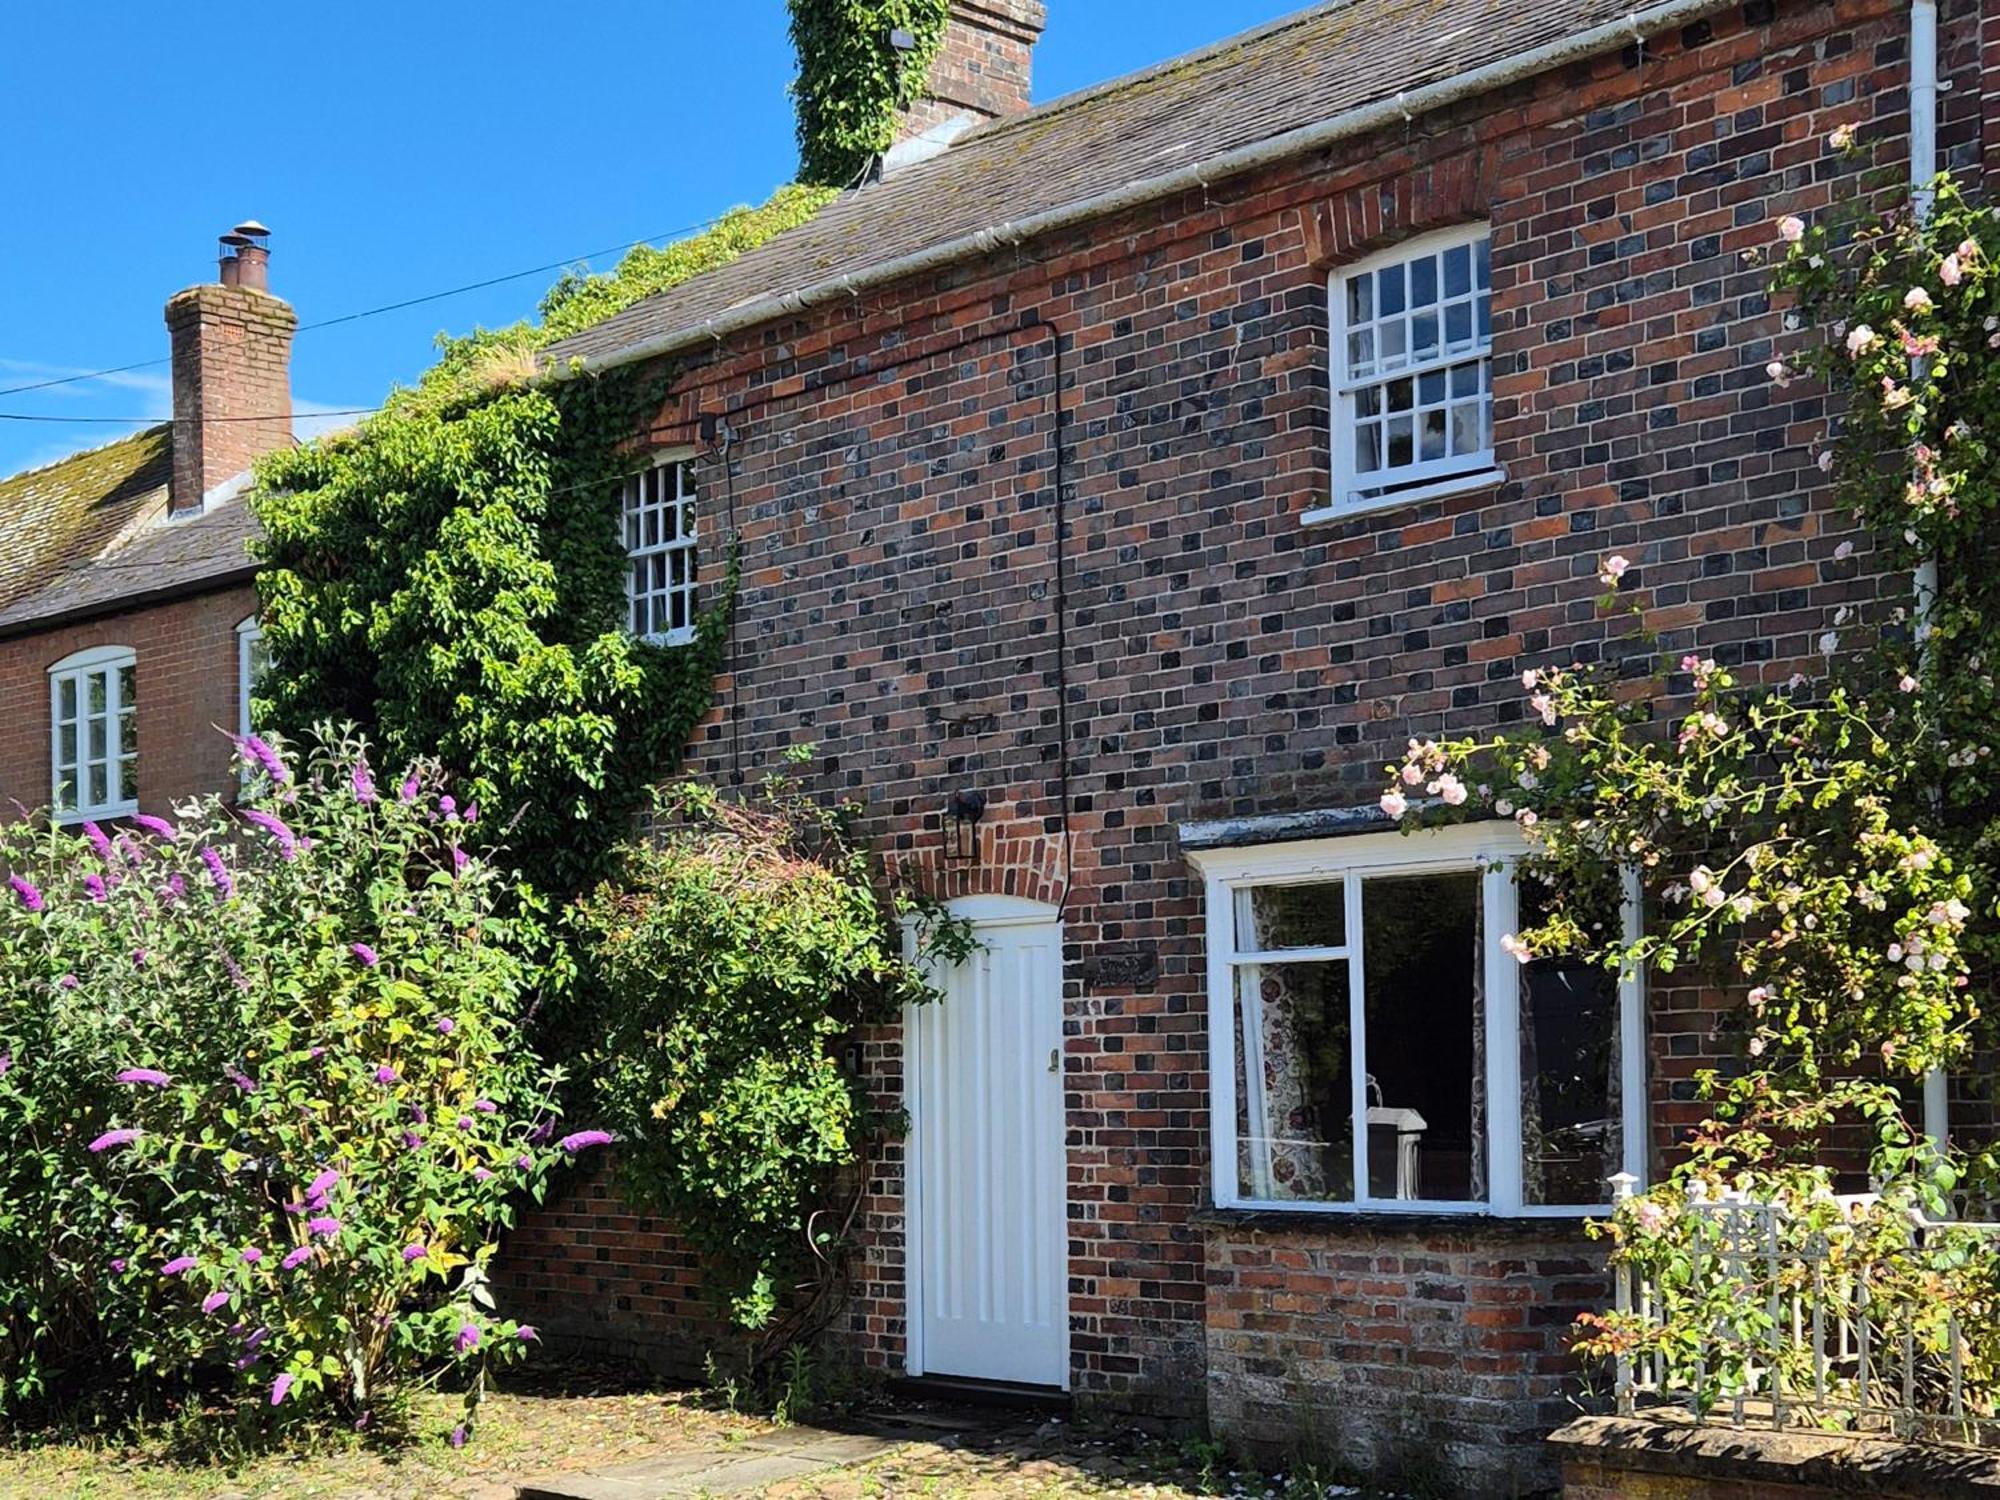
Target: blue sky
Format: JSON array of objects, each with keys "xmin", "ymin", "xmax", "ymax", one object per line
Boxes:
[{"xmin": 0, "ymin": 2, "xmax": 1302, "ymax": 477}]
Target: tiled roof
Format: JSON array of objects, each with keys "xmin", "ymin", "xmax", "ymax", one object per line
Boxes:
[
  {"xmin": 549, "ymin": 0, "xmax": 1711, "ymax": 369},
  {"xmin": 0, "ymin": 427, "xmax": 261, "ymax": 634}
]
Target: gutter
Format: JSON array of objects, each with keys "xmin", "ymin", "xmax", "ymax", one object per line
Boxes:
[
  {"xmin": 563, "ymin": 0, "xmax": 1738, "ymax": 377},
  {"xmin": 0, "ymin": 564, "xmax": 258, "ymax": 644}
]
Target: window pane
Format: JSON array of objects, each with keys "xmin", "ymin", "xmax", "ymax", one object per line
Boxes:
[
  {"xmin": 1378, "ymin": 263, "xmax": 1405, "ymax": 316},
  {"xmin": 1412, "ymin": 312, "xmax": 1438, "ymax": 358},
  {"xmin": 1418, "ymin": 369, "xmax": 1446, "ymax": 405},
  {"xmin": 1355, "ymin": 423, "xmax": 1381, "ymax": 473},
  {"xmin": 1379, "ymin": 319, "xmax": 1407, "ymax": 363},
  {"xmin": 88, "ymin": 764, "xmax": 107, "ymax": 808},
  {"xmin": 58, "ymin": 677, "xmax": 76, "ymax": 720},
  {"xmin": 1420, "ymin": 409, "xmax": 1447, "ymax": 462},
  {"xmin": 1450, "ymin": 402, "xmax": 1483, "ymax": 456},
  {"xmin": 87, "ymin": 672, "xmax": 106, "ymax": 716},
  {"xmin": 1387, "ymin": 417, "xmax": 1413, "ymax": 468},
  {"xmin": 1475, "ymin": 236, "xmax": 1490, "ymax": 288},
  {"xmin": 1234, "ymin": 881, "xmax": 1345, "ymax": 952},
  {"xmin": 58, "ymin": 723, "xmax": 76, "ymax": 768},
  {"xmin": 1411, "ymin": 254, "xmax": 1437, "ymax": 308},
  {"xmin": 118, "ymin": 712, "xmax": 137, "ymax": 757},
  {"xmin": 1347, "ymin": 329, "xmax": 1374, "ymax": 372},
  {"xmin": 1362, "ymin": 871, "xmax": 1483, "ymax": 1202},
  {"xmin": 1443, "ymin": 243, "xmax": 1471, "ymax": 298},
  {"xmin": 87, "ymin": 714, "xmax": 106, "ymax": 760},
  {"xmin": 1347, "ymin": 272, "xmax": 1373, "ymax": 324},
  {"xmin": 1234, "ymin": 961, "xmax": 1353, "ymax": 1203},
  {"xmin": 117, "ymin": 664, "xmax": 135, "ymax": 709},
  {"xmin": 1445, "ymin": 301, "xmax": 1472, "ymax": 347},
  {"xmin": 1519, "ymin": 875, "xmax": 1624, "ymax": 1205},
  {"xmin": 119, "ymin": 758, "xmax": 138, "ymax": 802}
]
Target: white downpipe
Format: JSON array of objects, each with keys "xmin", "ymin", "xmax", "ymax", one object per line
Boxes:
[{"xmin": 1909, "ymin": 0, "xmax": 1949, "ymax": 1157}]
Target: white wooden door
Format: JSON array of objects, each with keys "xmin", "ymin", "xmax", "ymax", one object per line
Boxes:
[{"xmin": 907, "ymin": 898, "xmax": 1068, "ymax": 1388}]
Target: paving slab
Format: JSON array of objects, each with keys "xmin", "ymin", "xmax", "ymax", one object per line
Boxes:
[{"xmin": 514, "ymin": 1423, "xmax": 912, "ymax": 1499}]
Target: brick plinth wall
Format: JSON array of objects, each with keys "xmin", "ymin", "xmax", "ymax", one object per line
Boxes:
[
  {"xmin": 492, "ymin": 1159, "xmax": 735, "ymax": 1376},
  {"xmin": 1207, "ymin": 1219, "xmax": 1609, "ymax": 1496},
  {"xmin": 1553, "ymin": 1415, "xmax": 2000, "ymax": 1497}
]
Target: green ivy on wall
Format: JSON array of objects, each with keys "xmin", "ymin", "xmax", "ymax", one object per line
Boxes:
[
  {"xmin": 789, "ymin": 0, "xmax": 951, "ymax": 186},
  {"xmin": 250, "ymin": 186, "xmax": 831, "ymax": 915}
]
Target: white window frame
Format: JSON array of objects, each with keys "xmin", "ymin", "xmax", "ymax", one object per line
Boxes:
[
  {"xmin": 1313, "ymin": 222, "xmax": 1502, "ymax": 523},
  {"xmin": 236, "ymin": 616, "xmax": 264, "ymax": 742},
  {"xmin": 1188, "ymin": 823, "xmax": 1645, "ymax": 1218},
  {"xmin": 622, "ymin": 450, "xmax": 698, "ymax": 647},
  {"xmin": 48, "ymin": 644, "xmax": 138, "ymax": 824}
]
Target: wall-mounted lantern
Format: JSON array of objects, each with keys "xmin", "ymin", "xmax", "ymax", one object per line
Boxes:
[{"xmin": 944, "ymin": 788, "xmax": 986, "ymax": 864}]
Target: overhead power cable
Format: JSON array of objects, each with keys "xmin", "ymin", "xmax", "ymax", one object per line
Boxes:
[{"xmin": 0, "ymin": 207, "xmax": 751, "ymax": 400}]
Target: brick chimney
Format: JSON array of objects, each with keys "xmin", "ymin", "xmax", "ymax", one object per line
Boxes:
[
  {"xmin": 895, "ymin": 0, "xmax": 1046, "ymax": 149},
  {"xmin": 164, "ymin": 221, "xmax": 295, "ymax": 515}
]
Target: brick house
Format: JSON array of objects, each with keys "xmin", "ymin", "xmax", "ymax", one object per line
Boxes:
[
  {"xmin": 490, "ymin": 0, "xmax": 1999, "ymax": 1492},
  {"xmin": 0, "ymin": 227, "xmax": 293, "ymax": 825}
]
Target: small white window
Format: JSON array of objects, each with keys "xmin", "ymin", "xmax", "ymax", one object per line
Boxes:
[
  {"xmin": 1190, "ymin": 824, "xmax": 1645, "ymax": 1217},
  {"xmin": 1321, "ymin": 223, "xmax": 1497, "ymax": 517},
  {"xmin": 623, "ymin": 455, "xmax": 697, "ymax": 645},
  {"xmin": 48, "ymin": 645, "xmax": 138, "ymax": 823},
  {"xmin": 236, "ymin": 618, "xmax": 267, "ymax": 742}
]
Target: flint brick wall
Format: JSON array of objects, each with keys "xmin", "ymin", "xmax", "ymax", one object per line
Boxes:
[
  {"xmin": 503, "ymin": 0, "xmax": 1992, "ymax": 1490},
  {"xmin": 0, "ymin": 586, "xmax": 258, "ymax": 823}
]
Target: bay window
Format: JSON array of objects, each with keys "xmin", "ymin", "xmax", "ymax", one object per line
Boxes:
[{"xmin": 1191, "ymin": 824, "xmax": 1644, "ymax": 1216}]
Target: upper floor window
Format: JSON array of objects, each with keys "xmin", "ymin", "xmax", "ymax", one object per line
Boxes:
[
  {"xmin": 1322, "ymin": 223, "xmax": 1496, "ymax": 518},
  {"xmin": 49, "ymin": 645, "xmax": 137, "ymax": 823},
  {"xmin": 1189, "ymin": 823, "xmax": 1645, "ymax": 1217},
  {"xmin": 623, "ymin": 455, "xmax": 697, "ymax": 646}
]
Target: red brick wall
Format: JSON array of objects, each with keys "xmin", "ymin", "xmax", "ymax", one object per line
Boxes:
[
  {"xmin": 0, "ymin": 586, "xmax": 257, "ymax": 822},
  {"xmin": 1208, "ymin": 1221, "xmax": 1610, "ymax": 1493},
  {"xmin": 502, "ymin": 0, "xmax": 1986, "ymax": 1486}
]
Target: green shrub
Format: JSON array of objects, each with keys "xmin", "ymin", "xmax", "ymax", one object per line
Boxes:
[
  {"xmin": 0, "ymin": 731, "xmax": 569, "ymax": 1438},
  {"xmin": 567, "ymin": 759, "xmax": 965, "ymax": 1332}
]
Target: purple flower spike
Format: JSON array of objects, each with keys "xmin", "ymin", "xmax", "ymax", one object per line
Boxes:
[
  {"xmin": 307, "ymin": 1168, "xmax": 340, "ymax": 1200},
  {"xmin": 201, "ymin": 846, "xmax": 234, "ymax": 901},
  {"xmin": 307, "ymin": 1216, "xmax": 341, "ymax": 1237},
  {"xmin": 351, "ymin": 756, "xmax": 377, "ymax": 804},
  {"xmin": 0, "ymin": 1053, "xmax": 11, "ymax": 1079},
  {"xmin": 436, "ymin": 1016, "xmax": 455, "ymax": 1035},
  {"xmin": 132, "ymin": 814, "xmax": 175, "ymax": 840},
  {"xmin": 410, "ymin": 1105, "xmax": 428, "ymax": 1125},
  {"xmin": 80, "ymin": 821, "xmax": 115, "ymax": 863},
  {"xmin": 226, "ymin": 1065, "xmax": 256, "ymax": 1094},
  {"xmin": 463, "ymin": 801, "xmax": 478, "ymax": 826},
  {"xmin": 271, "ymin": 1372, "xmax": 294, "ymax": 1406},
  {"xmin": 450, "ymin": 1425, "xmax": 467, "ymax": 1449},
  {"xmin": 399, "ymin": 773, "xmax": 421, "ymax": 803},
  {"xmin": 457, "ymin": 1116, "xmax": 474, "ymax": 1132},
  {"xmin": 83, "ymin": 873, "xmax": 107, "ymax": 903},
  {"xmin": 401, "ymin": 1130, "xmax": 424, "ymax": 1150},
  {"xmin": 110, "ymin": 1258, "xmax": 126, "ymax": 1274},
  {"xmin": 473, "ymin": 1099, "xmax": 497, "ymax": 1113},
  {"xmin": 518, "ymin": 1326, "xmax": 539, "ymax": 1342},
  {"xmin": 89, "ymin": 1128, "xmax": 141, "ymax": 1153},
  {"xmin": 59, "ymin": 974, "xmax": 78, "ymax": 990},
  {"xmin": 238, "ymin": 734, "xmax": 290, "ymax": 786},
  {"xmin": 244, "ymin": 1327, "xmax": 269, "ymax": 1351},
  {"xmin": 439, "ymin": 795, "xmax": 457, "ymax": 819},
  {"xmin": 454, "ymin": 1323, "xmax": 479, "ymax": 1354},
  {"xmin": 516, "ymin": 1154, "xmax": 533, "ymax": 1171},
  {"xmin": 116, "ymin": 1067, "xmax": 172, "ymax": 1087},
  {"xmin": 281, "ymin": 1245, "xmax": 313, "ymax": 1270},
  {"xmin": 473, "ymin": 1167, "xmax": 494, "ymax": 1182},
  {"xmin": 451, "ymin": 845, "xmax": 469, "ymax": 875},
  {"xmin": 559, "ymin": 1129, "xmax": 614, "ymax": 1154},
  {"xmin": 160, "ymin": 1256, "xmax": 197, "ymax": 1277},
  {"xmin": 241, "ymin": 807, "xmax": 298, "ymax": 860},
  {"xmin": 9, "ymin": 875, "xmax": 42, "ymax": 913},
  {"xmin": 241, "ymin": 1247, "xmax": 263, "ymax": 1264},
  {"xmin": 374, "ymin": 1065, "xmax": 399, "ymax": 1084},
  {"xmin": 202, "ymin": 1290, "xmax": 230, "ymax": 1315},
  {"xmin": 402, "ymin": 1243, "xmax": 428, "ymax": 1263},
  {"xmin": 351, "ymin": 942, "xmax": 379, "ymax": 967}
]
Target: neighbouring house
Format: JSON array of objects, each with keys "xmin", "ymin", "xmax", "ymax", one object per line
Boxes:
[
  {"xmin": 486, "ymin": 0, "xmax": 2000, "ymax": 1494},
  {"xmin": 0, "ymin": 226, "xmax": 292, "ymax": 824}
]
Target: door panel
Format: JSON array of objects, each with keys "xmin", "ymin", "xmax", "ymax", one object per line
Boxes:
[{"xmin": 910, "ymin": 911, "xmax": 1067, "ymax": 1388}]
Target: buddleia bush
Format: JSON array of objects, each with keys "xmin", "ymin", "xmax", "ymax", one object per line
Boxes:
[{"xmin": 0, "ymin": 730, "xmax": 584, "ymax": 1439}]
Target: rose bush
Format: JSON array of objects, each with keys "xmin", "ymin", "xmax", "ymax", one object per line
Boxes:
[{"xmin": 0, "ymin": 730, "xmax": 574, "ymax": 1438}]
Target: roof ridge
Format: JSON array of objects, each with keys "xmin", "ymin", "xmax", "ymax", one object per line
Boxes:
[
  {"xmin": 0, "ymin": 421, "xmax": 169, "ymax": 489},
  {"xmin": 959, "ymin": 0, "xmax": 1360, "ymax": 144}
]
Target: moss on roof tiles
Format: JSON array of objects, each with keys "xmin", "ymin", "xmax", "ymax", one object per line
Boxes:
[{"xmin": 0, "ymin": 425, "xmax": 171, "ymax": 611}]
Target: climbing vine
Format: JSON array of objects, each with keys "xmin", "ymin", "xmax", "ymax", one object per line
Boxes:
[
  {"xmin": 788, "ymin": 0, "xmax": 951, "ymax": 186},
  {"xmin": 251, "ymin": 187, "xmax": 829, "ymax": 916}
]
